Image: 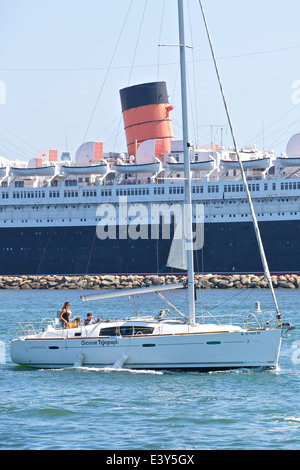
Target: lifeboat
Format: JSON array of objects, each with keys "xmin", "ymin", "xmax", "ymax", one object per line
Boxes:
[
  {"xmin": 168, "ymin": 160, "xmax": 215, "ymax": 172},
  {"xmin": 0, "ymin": 167, "xmax": 7, "ymax": 178},
  {"xmin": 62, "ymin": 162, "xmax": 108, "ymax": 175},
  {"xmin": 220, "ymin": 157, "xmax": 271, "ymax": 170},
  {"xmin": 114, "ymin": 161, "xmax": 162, "ymax": 174},
  {"xmin": 11, "ymin": 166, "xmax": 56, "ymax": 177},
  {"xmin": 277, "ymin": 157, "xmax": 300, "ymax": 168}
]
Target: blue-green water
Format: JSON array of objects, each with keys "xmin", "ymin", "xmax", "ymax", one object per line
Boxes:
[{"xmin": 0, "ymin": 288, "xmax": 299, "ymax": 450}]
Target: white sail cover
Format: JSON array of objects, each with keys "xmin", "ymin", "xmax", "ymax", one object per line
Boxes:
[
  {"xmin": 166, "ymin": 203, "xmax": 204, "ymax": 271},
  {"xmin": 166, "ymin": 228, "xmax": 187, "ymax": 271}
]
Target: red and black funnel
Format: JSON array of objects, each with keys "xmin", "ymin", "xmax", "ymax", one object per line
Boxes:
[{"xmin": 120, "ymin": 81, "xmax": 174, "ymax": 157}]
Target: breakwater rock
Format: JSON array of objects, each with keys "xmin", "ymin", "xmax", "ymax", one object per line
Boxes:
[{"xmin": 0, "ymin": 274, "xmax": 300, "ymax": 290}]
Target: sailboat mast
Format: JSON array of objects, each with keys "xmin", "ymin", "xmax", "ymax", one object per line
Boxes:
[
  {"xmin": 178, "ymin": 0, "xmax": 196, "ymax": 325},
  {"xmin": 199, "ymin": 0, "xmax": 281, "ymax": 320}
]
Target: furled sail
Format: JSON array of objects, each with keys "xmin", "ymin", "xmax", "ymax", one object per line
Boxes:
[
  {"xmin": 166, "ymin": 203, "xmax": 204, "ymax": 271},
  {"xmin": 166, "ymin": 224, "xmax": 187, "ymax": 271}
]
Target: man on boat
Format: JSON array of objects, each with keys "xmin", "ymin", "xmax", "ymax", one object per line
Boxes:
[{"xmin": 84, "ymin": 313, "xmax": 98, "ymax": 325}]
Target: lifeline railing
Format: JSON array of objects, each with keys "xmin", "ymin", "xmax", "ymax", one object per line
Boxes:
[
  {"xmin": 195, "ymin": 309, "xmax": 279, "ymax": 330},
  {"xmin": 13, "ymin": 318, "xmax": 57, "ymax": 338}
]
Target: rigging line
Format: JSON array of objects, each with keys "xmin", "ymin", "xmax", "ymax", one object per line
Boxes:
[
  {"xmin": 0, "ymin": 138, "xmax": 18, "ymax": 161},
  {"xmin": 271, "ymin": 130, "xmax": 300, "ymax": 151},
  {"xmin": 173, "ymin": 67, "xmax": 180, "ymax": 105},
  {"xmin": 156, "ymin": 238, "xmax": 159, "ymax": 275},
  {"xmin": 128, "ymin": 296, "xmax": 139, "ymax": 317},
  {"xmin": 157, "ymin": 0, "xmax": 167, "ymax": 82},
  {"xmin": 0, "ymin": 135, "xmax": 35, "ymax": 161},
  {"xmin": 0, "ymin": 136, "xmax": 34, "ymax": 159},
  {"xmin": 95, "ymin": 112, "xmax": 123, "ymax": 142},
  {"xmin": 199, "ymin": 249, "xmax": 206, "ymax": 324},
  {"xmin": 36, "ymin": 225, "xmax": 57, "ymax": 275},
  {"xmin": 85, "ymin": 229, "xmax": 97, "ymax": 275},
  {"xmin": 187, "ymin": 0, "xmax": 199, "ymax": 145},
  {"xmin": 243, "ymin": 103, "xmax": 299, "ymax": 148},
  {"xmin": 127, "ymin": 0, "xmax": 148, "ymax": 86},
  {"xmin": 208, "ymin": 287, "xmax": 251, "ymax": 312},
  {"xmin": 266, "ymin": 119, "xmax": 300, "ymax": 143},
  {"xmin": 3, "ymin": 45, "xmax": 300, "ymax": 73},
  {"xmin": 228, "ymin": 288, "xmax": 255, "ymax": 317},
  {"xmin": 80, "ymin": 0, "xmax": 134, "ymax": 149},
  {"xmin": 185, "ymin": 63, "xmax": 197, "ymax": 144},
  {"xmin": 0, "ymin": 123, "xmax": 39, "ymax": 153},
  {"xmin": 112, "ymin": 114, "xmax": 126, "ymax": 152},
  {"xmin": 112, "ymin": 0, "xmax": 148, "ymax": 152},
  {"xmin": 35, "ymin": 189, "xmax": 73, "ymax": 275},
  {"xmin": 268, "ymin": 118, "xmax": 300, "ymax": 149},
  {"xmin": 156, "ymin": 291, "xmax": 188, "ymax": 321},
  {"xmin": 198, "ymin": 0, "xmax": 280, "ymax": 318}
]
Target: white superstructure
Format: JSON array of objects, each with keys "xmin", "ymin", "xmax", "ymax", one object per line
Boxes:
[{"xmin": 1, "ymin": 138, "xmax": 300, "ymax": 230}]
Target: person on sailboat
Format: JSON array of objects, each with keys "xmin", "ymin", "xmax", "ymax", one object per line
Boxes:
[
  {"xmin": 84, "ymin": 313, "xmax": 98, "ymax": 325},
  {"xmin": 59, "ymin": 301, "xmax": 72, "ymax": 328}
]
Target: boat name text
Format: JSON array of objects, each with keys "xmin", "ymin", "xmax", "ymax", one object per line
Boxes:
[{"xmin": 81, "ymin": 339, "xmax": 118, "ymax": 346}]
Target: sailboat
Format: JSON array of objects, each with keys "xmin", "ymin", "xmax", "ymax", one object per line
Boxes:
[{"xmin": 11, "ymin": 0, "xmax": 292, "ymax": 371}]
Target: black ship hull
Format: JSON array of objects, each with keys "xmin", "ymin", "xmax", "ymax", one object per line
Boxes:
[{"xmin": 1, "ymin": 218, "xmax": 299, "ymax": 275}]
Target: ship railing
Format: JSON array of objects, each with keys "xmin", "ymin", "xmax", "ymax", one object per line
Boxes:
[{"xmin": 13, "ymin": 318, "xmax": 56, "ymax": 338}]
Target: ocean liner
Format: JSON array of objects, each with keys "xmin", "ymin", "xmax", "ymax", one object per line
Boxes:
[{"xmin": 1, "ymin": 80, "xmax": 300, "ymax": 275}]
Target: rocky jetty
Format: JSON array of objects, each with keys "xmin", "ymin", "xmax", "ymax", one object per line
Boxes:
[{"xmin": 0, "ymin": 273, "xmax": 299, "ymax": 290}]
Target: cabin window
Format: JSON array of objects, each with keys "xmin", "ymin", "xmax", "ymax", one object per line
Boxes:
[{"xmin": 99, "ymin": 326, "xmax": 154, "ymax": 336}]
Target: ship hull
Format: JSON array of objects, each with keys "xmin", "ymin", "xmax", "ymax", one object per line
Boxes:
[
  {"xmin": 11, "ymin": 328, "xmax": 282, "ymax": 371},
  {"xmin": 1, "ymin": 218, "xmax": 300, "ymax": 275}
]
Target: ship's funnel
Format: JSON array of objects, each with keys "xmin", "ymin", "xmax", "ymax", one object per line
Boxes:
[{"xmin": 120, "ymin": 81, "xmax": 173, "ymax": 158}]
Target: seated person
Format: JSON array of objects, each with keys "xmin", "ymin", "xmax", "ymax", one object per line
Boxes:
[{"xmin": 84, "ymin": 313, "xmax": 97, "ymax": 326}]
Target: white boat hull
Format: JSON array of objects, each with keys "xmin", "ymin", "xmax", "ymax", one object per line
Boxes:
[{"xmin": 11, "ymin": 327, "xmax": 282, "ymax": 371}]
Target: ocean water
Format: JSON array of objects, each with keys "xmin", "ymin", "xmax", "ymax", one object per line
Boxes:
[{"xmin": 0, "ymin": 287, "xmax": 299, "ymax": 451}]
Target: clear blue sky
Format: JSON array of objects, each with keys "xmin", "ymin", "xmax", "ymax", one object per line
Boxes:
[{"xmin": 1, "ymin": 0, "xmax": 300, "ymax": 161}]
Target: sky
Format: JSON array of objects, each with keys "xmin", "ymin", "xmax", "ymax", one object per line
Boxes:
[{"xmin": 1, "ymin": 0, "xmax": 300, "ymax": 162}]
